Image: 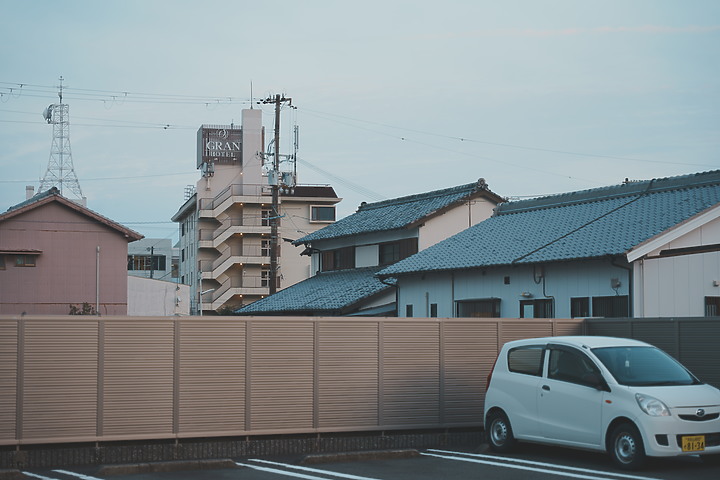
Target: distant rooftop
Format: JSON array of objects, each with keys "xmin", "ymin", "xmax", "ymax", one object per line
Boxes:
[
  {"xmin": 294, "ymin": 178, "xmax": 504, "ymax": 245},
  {"xmin": 235, "ymin": 266, "xmax": 392, "ymax": 315},
  {"xmin": 2, "ymin": 187, "xmax": 143, "ymax": 241},
  {"xmin": 378, "ymin": 170, "xmax": 720, "ymax": 277},
  {"xmin": 281, "ymin": 185, "xmax": 338, "ymax": 199}
]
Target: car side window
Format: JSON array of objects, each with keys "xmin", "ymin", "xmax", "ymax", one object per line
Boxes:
[
  {"xmin": 548, "ymin": 348, "xmax": 601, "ymax": 387},
  {"xmin": 507, "ymin": 346, "xmax": 544, "ymax": 376}
]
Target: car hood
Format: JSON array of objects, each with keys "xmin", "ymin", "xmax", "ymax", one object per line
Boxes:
[{"xmin": 637, "ymin": 384, "xmax": 720, "ymax": 408}]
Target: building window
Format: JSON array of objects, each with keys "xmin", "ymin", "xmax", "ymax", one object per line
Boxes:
[
  {"xmin": 379, "ymin": 238, "xmax": 418, "ymax": 266},
  {"xmin": 127, "ymin": 255, "xmax": 166, "ymax": 271},
  {"xmin": 571, "ymin": 297, "xmax": 590, "ymax": 318},
  {"xmin": 261, "ymin": 208, "xmax": 277, "ymax": 227},
  {"xmin": 520, "ymin": 299, "xmax": 554, "ymax": 318},
  {"xmin": 406, "ymin": 304, "xmax": 414, "ymax": 317},
  {"xmin": 262, "ymin": 239, "xmax": 271, "ymax": 257},
  {"xmin": 310, "ymin": 205, "xmax": 336, "ymax": 222},
  {"xmin": 321, "ymin": 246, "xmax": 355, "ymax": 272},
  {"xmin": 15, "ymin": 255, "xmax": 37, "ymax": 267},
  {"xmin": 705, "ymin": 297, "xmax": 720, "ymax": 316},
  {"xmin": 261, "ymin": 268, "xmax": 279, "ymax": 288},
  {"xmin": 430, "ymin": 303, "xmax": 438, "ymax": 317},
  {"xmin": 592, "ymin": 295, "xmax": 629, "ymax": 318},
  {"xmin": 456, "ymin": 299, "xmax": 501, "ymax": 318}
]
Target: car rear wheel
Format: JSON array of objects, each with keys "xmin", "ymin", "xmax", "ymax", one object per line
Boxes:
[
  {"xmin": 486, "ymin": 410, "xmax": 516, "ymax": 453},
  {"xmin": 609, "ymin": 423, "xmax": 646, "ymax": 470}
]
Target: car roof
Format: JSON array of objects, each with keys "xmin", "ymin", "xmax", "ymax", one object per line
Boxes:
[{"xmin": 504, "ymin": 336, "xmax": 651, "ymax": 350}]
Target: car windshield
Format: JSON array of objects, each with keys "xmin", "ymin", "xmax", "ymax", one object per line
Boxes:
[{"xmin": 592, "ymin": 346, "xmax": 701, "ymax": 387}]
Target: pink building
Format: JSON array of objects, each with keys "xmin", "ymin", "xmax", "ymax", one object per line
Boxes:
[{"xmin": 0, "ymin": 188, "xmax": 143, "ymax": 315}]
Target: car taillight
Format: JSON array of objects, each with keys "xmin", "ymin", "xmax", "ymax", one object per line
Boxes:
[{"xmin": 486, "ymin": 356, "xmax": 498, "ymax": 390}]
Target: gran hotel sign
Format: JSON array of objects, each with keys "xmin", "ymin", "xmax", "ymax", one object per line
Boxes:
[{"xmin": 197, "ymin": 125, "xmax": 242, "ymax": 167}]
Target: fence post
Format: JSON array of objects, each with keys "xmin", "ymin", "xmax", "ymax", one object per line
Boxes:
[
  {"xmin": 97, "ymin": 319, "xmax": 105, "ymax": 438},
  {"xmin": 15, "ymin": 318, "xmax": 24, "ymax": 443}
]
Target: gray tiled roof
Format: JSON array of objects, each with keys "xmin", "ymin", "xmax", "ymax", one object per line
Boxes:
[
  {"xmin": 294, "ymin": 179, "xmax": 502, "ymax": 244},
  {"xmin": 378, "ymin": 170, "xmax": 720, "ymax": 277},
  {"xmin": 235, "ymin": 267, "xmax": 392, "ymax": 315},
  {"xmin": 5, "ymin": 187, "xmax": 59, "ymax": 213}
]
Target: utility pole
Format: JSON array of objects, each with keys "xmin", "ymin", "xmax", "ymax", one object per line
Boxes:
[{"xmin": 261, "ymin": 94, "xmax": 292, "ymax": 295}]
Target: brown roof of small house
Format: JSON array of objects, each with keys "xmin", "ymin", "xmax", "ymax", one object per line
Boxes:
[{"xmin": 1, "ymin": 187, "xmax": 143, "ymax": 242}]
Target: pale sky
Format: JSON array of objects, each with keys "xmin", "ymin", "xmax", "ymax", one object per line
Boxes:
[{"xmin": 1, "ymin": 0, "xmax": 718, "ymax": 243}]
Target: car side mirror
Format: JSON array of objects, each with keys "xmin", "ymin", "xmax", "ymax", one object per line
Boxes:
[{"xmin": 585, "ymin": 373, "xmax": 611, "ymax": 392}]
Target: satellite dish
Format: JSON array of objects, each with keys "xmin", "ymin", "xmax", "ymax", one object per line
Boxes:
[{"xmin": 42, "ymin": 105, "xmax": 53, "ymax": 123}]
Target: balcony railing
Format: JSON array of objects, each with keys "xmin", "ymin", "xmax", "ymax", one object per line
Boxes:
[
  {"xmin": 199, "ymin": 216, "xmax": 272, "ymax": 244},
  {"xmin": 199, "ymin": 244, "xmax": 271, "ymax": 277},
  {"xmin": 210, "ymin": 275, "xmax": 269, "ymax": 302},
  {"xmin": 198, "ymin": 184, "xmax": 270, "ymax": 212}
]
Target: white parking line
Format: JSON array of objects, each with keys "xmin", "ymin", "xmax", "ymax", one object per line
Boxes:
[
  {"xmin": 22, "ymin": 473, "xmax": 61, "ymax": 480},
  {"xmin": 52, "ymin": 470, "xmax": 105, "ymax": 480},
  {"xmin": 427, "ymin": 449, "xmax": 662, "ymax": 480},
  {"xmin": 422, "ymin": 450, "xmax": 662, "ymax": 480},
  {"xmin": 237, "ymin": 461, "xmax": 382, "ymax": 480},
  {"xmin": 249, "ymin": 459, "xmax": 383, "ymax": 480}
]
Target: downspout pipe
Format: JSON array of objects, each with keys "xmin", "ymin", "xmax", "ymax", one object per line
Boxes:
[
  {"xmin": 610, "ymin": 256, "xmax": 633, "ymax": 317},
  {"xmin": 379, "ymin": 276, "xmax": 399, "ymax": 317}
]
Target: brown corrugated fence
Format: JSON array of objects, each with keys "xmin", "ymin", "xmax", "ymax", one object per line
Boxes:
[{"xmin": 0, "ymin": 316, "xmax": 584, "ymax": 447}]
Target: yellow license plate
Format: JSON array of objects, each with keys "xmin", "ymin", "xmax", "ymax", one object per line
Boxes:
[{"xmin": 682, "ymin": 435, "xmax": 705, "ymax": 452}]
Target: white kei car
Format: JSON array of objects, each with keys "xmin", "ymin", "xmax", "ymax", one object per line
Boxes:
[{"xmin": 484, "ymin": 336, "xmax": 720, "ymax": 469}]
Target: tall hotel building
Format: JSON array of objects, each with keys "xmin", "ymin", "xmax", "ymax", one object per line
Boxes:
[{"xmin": 172, "ymin": 109, "xmax": 340, "ymax": 314}]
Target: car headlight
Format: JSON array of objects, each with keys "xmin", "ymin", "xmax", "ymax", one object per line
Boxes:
[{"xmin": 635, "ymin": 393, "xmax": 670, "ymax": 417}]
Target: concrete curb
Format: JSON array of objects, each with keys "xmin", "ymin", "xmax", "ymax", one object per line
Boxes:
[
  {"xmin": 302, "ymin": 449, "xmax": 421, "ymax": 464},
  {"xmin": 98, "ymin": 459, "xmax": 237, "ymax": 476},
  {"xmin": 0, "ymin": 470, "xmax": 23, "ymax": 480}
]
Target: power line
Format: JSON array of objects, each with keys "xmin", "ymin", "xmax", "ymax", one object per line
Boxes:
[
  {"xmin": 296, "ymin": 158, "xmax": 386, "ymax": 201},
  {"xmin": 0, "ymin": 171, "xmax": 197, "ymax": 184},
  {"xmin": 0, "ymin": 81, "xmax": 252, "ymax": 106},
  {"xmin": 300, "ymin": 107, "xmax": 718, "ymax": 169}
]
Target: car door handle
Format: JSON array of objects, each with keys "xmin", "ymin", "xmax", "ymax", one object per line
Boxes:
[{"xmin": 542, "ymin": 385, "xmax": 550, "ymax": 391}]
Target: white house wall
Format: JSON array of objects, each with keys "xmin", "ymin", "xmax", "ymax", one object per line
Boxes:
[
  {"xmin": 644, "ymin": 214, "xmax": 720, "ymax": 256},
  {"xmin": 634, "ymin": 251, "xmax": 720, "ymax": 317},
  {"xmin": 419, "ymin": 198, "xmax": 497, "ymax": 250},
  {"xmin": 128, "ymin": 276, "xmax": 191, "ymax": 316},
  {"xmin": 396, "ymin": 259, "xmax": 631, "ymax": 318},
  {"xmin": 630, "ymin": 211, "xmax": 720, "ymax": 317}
]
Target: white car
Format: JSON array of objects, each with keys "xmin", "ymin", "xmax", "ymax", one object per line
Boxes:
[{"xmin": 484, "ymin": 336, "xmax": 720, "ymax": 469}]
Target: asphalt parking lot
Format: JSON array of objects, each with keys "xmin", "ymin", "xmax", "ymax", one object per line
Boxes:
[{"xmin": 13, "ymin": 443, "xmax": 720, "ymax": 480}]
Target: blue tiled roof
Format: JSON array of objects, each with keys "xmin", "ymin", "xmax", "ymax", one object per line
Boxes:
[
  {"xmin": 235, "ymin": 267, "xmax": 392, "ymax": 315},
  {"xmin": 294, "ymin": 179, "xmax": 502, "ymax": 244},
  {"xmin": 378, "ymin": 170, "xmax": 720, "ymax": 276}
]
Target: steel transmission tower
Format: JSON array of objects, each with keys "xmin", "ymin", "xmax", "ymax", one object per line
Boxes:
[{"xmin": 39, "ymin": 77, "xmax": 84, "ymax": 202}]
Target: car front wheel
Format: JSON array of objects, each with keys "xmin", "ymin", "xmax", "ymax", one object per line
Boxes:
[
  {"xmin": 486, "ymin": 410, "xmax": 516, "ymax": 453},
  {"xmin": 609, "ymin": 423, "xmax": 646, "ymax": 470}
]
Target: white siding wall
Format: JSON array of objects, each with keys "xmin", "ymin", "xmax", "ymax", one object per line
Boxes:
[
  {"xmin": 128, "ymin": 277, "xmax": 191, "ymax": 316},
  {"xmin": 635, "ymin": 251, "xmax": 720, "ymax": 317},
  {"xmin": 632, "ymin": 213, "xmax": 720, "ymax": 317}
]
